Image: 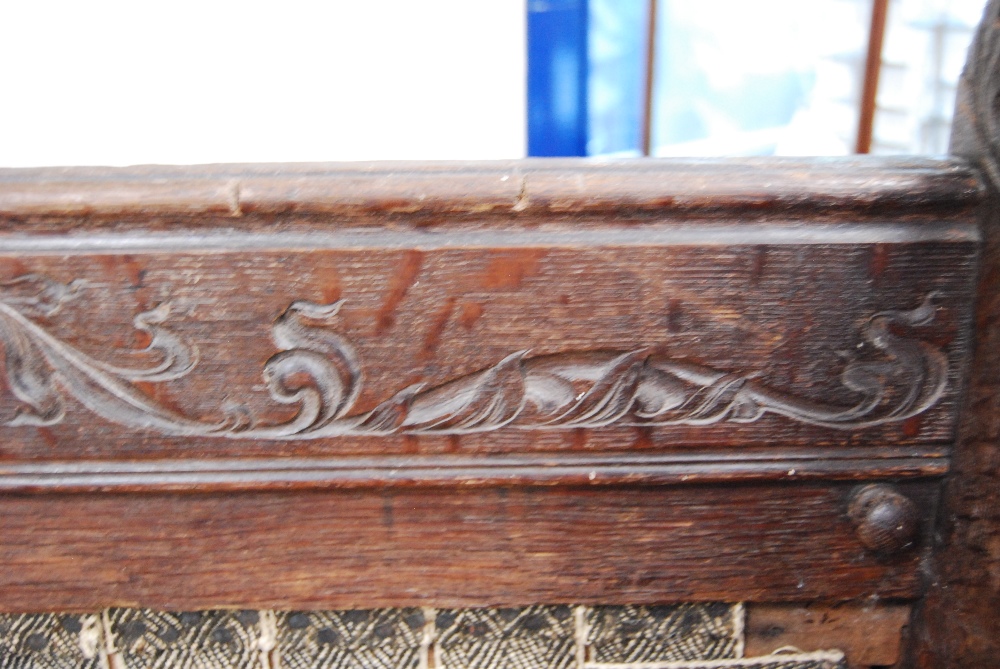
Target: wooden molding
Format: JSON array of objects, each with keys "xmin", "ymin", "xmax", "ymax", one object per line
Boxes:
[{"xmin": 0, "ymin": 157, "xmax": 981, "ymax": 616}]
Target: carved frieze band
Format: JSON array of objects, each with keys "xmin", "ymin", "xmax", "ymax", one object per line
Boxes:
[{"xmin": 0, "ymin": 275, "xmax": 947, "ymax": 438}]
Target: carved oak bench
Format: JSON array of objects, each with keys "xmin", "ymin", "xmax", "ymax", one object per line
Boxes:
[{"xmin": 2, "ymin": 5, "xmax": 1000, "ymax": 668}]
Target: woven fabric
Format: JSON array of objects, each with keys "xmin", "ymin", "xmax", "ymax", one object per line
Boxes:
[
  {"xmin": 435, "ymin": 606, "xmax": 576, "ymax": 669},
  {"xmin": 586, "ymin": 604, "xmax": 740, "ymax": 663},
  {"xmin": 586, "ymin": 649, "xmax": 846, "ymax": 668},
  {"xmin": 0, "ymin": 614, "xmax": 100, "ymax": 669},
  {"xmin": 276, "ymin": 609, "xmax": 424, "ymax": 669},
  {"xmin": 107, "ymin": 609, "xmax": 262, "ymax": 669},
  {"xmin": 0, "ymin": 605, "xmax": 847, "ymax": 669},
  {"xmin": 729, "ymin": 654, "xmax": 844, "ymax": 669}
]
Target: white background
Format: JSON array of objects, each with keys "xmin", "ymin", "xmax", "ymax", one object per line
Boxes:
[{"xmin": 0, "ymin": 1, "xmax": 527, "ymax": 167}]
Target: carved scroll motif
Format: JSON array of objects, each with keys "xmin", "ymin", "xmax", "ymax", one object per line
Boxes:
[{"xmin": 0, "ymin": 275, "xmax": 947, "ymax": 438}]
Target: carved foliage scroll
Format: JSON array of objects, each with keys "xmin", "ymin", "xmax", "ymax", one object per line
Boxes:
[{"xmin": 0, "ymin": 276, "xmax": 947, "ymax": 439}]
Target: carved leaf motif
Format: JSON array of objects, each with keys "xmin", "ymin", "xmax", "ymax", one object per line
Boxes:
[
  {"xmin": 0, "ymin": 289, "xmax": 206, "ymax": 431},
  {"xmin": 748, "ymin": 294, "xmax": 948, "ymax": 428},
  {"xmin": 0, "ymin": 313, "xmax": 64, "ymax": 426},
  {"xmin": 0, "ymin": 276, "xmax": 952, "ymax": 438},
  {"xmin": 350, "ymin": 384, "xmax": 426, "ymax": 434},
  {"xmin": 93, "ymin": 303, "xmax": 198, "ymax": 382},
  {"xmin": 9, "ymin": 313, "xmax": 220, "ymax": 434},
  {"xmin": 534, "ymin": 350, "xmax": 648, "ymax": 428},
  {"xmin": 270, "ymin": 300, "xmax": 361, "ymax": 423},
  {"xmin": 0, "ymin": 274, "xmax": 79, "ymax": 317},
  {"xmin": 400, "ymin": 351, "xmax": 528, "ymax": 433},
  {"xmin": 670, "ymin": 375, "xmax": 761, "ymax": 425},
  {"xmin": 251, "ymin": 300, "xmax": 362, "ymax": 437}
]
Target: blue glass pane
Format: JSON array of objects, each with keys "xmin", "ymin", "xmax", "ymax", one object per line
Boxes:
[{"xmin": 528, "ymin": 0, "xmax": 589, "ymax": 156}]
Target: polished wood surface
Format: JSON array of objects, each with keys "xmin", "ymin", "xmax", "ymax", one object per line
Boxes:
[
  {"xmin": 0, "ymin": 240, "xmax": 974, "ymax": 463},
  {"xmin": 0, "ymin": 483, "xmax": 936, "ymax": 613},
  {"xmin": 1, "ymin": 33, "xmax": 999, "ymax": 663},
  {"xmin": 0, "ymin": 158, "xmax": 976, "ymax": 622}
]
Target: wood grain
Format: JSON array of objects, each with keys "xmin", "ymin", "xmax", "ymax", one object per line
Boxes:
[
  {"xmin": 0, "ymin": 237, "xmax": 976, "ymax": 465},
  {"xmin": 0, "ymin": 158, "xmax": 981, "ymax": 227},
  {"xmin": 745, "ymin": 603, "xmax": 910, "ymax": 668},
  {"xmin": 0, "ymin": 155, "xmax": 983, "ymax": 623},
  {"xmin": 0, "ymin": 482, "xmax": 936, "ymax": 613},
  {"xmin": 910, "ymin": 1, "xmax": 1000, "ymax": 665}
]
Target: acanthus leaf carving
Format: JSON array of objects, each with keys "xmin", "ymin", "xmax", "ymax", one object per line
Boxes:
[{"xmin": 0, "ymin": 276, "xmax": 949, "ymax": 438}]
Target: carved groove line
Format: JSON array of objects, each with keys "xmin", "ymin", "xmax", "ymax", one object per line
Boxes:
[{"xmin": 0, "ymin": 275, "xmax": 948, "ymax": 438}]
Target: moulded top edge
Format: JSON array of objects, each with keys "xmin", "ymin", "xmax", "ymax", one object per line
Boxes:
[{"xmin": 0, "ymin": 157, "xmax": 983, "ymax": 224}]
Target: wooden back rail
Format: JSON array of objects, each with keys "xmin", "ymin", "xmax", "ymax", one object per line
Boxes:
[{"xmin": 2, "ymin": 4, "xmax": 1000, "ymax": 667}]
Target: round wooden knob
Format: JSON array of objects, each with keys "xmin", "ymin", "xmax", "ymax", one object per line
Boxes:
[{"xmin": 848, "ymin": 484, "xmax": 919, "ymax": 555}]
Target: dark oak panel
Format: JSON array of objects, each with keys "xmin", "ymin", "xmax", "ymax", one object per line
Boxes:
[
  {"xmin": 0, "ymin": 155, "xmax": 986, "ymax": 655},
  {"xmin": 0, "ymin": 235, "xmax": 976, "ymax": 465},
  {"xmin": 2, "ymin": 0, "xmax": 1000, "ymax": 656},
  {"xmin": 0, "ymin": 482, "xmax": 935, "ymax": 613},
  {"xmin": 745, "ymin": 603, "xmax": 911, "ymax": 667}
]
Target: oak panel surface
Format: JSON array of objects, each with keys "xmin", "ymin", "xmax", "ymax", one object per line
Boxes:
[
  {"xmin": 0, "ymin": 483, "xmax": 934, "ymax": 612},
  {"xmin": 0, "ymin": 237, "xmax": 976, "ymax": 464},
  {"xmin": 0, "ymin": 158, "xmax": 978, "ymax": 619}
]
